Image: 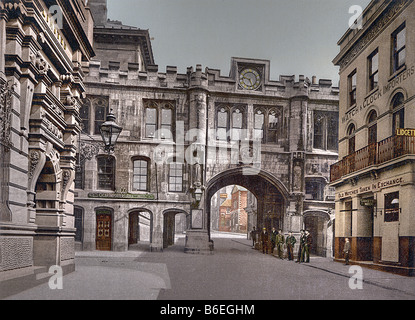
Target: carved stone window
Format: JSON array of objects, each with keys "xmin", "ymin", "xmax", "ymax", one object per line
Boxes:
[
  {"xmin": 144, "ymin": 100, "xmax": 175, "ymax": 140},
  {"xmin": 79, "ymin": 96, "xmax": 109, "ymax": 135},
  {"xmin": 313, "ymin": 111, "xmax": 338, "ymax": 151}
]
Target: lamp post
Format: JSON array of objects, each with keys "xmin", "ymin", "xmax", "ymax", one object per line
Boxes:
[
  {"xmin": 99, "ymin": 109, "xmax": 123, "ymax": 153},
  {"xmin": 77, "ymin": 109, "xmax": 122, "ymax": 166}
]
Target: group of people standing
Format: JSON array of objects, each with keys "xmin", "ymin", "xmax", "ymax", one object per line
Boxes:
[{"xmin": 250, "ymin": 227, "xmax": 313, "ymax": 263}]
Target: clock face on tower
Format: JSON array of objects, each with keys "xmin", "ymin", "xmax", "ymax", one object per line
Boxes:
[{"xmin": 239, "ymin": 68, "xmax": 261, "ymax": 90}]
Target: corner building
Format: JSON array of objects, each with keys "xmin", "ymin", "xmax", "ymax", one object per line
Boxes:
[
  {"xmin": 75, "ymin": 0, "xmax": 339, "ymax": 256},
  {"xmin": 332, "ymin": 0, "xmax": 415, "ymax": 275},
  {"xmin": 0, "ymin": 1, "xmax": 93, "ymax": 278}
]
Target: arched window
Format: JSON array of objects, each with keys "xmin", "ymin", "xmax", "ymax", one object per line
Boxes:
[
  {"xmin": 97, "ymin": 155, "xmax": 115, "ymax": 190},
  {"xmin": 367, "ymin": 110, "xmax": 377, "ymax": 145},
  {"xmin": 231, "ymin": 108, "xmax": 244, "ymax": 141},
  {"xmin": 132, "ymin": 157, "xmax": 150, "ymax": 191},
  {"xmin": 254, "ymin": 109, "xmax": 265, "ymax": 142},
  {"xmin": 79, "ymin": 96, "xmax": 109, "ymax": 135},
  {"xmin": 347, "ymin": 123, "xmax": 356, "ymax": 155},
  {"xmin": 391, "ymin": 92, "xmax": 405, "ymax": 135},
  {"xmin": 144, "ymin": 100, "xmax": 175, "ymax": 140},
  {"xmin": 216, "ymin": 107, "xmax": 229, "ymax": 141},
  {"xmin": 267, "ymin": 109, "xmax": 280, "ymax": 144}
]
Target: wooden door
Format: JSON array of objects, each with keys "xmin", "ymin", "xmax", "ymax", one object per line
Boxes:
[{"xmin": 96, "ymin": 212, "xmax": 112, "ymax": 251}]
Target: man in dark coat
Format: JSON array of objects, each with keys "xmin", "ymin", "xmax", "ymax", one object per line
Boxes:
[
  {"xmin": 261, "ymin": 228, "xmax": 269, "ymax": 254},
  {"xmin": 270, "ymin": 227, "xmax": 278, "ymax": 253},
  {"xmin": 301, "ymin": 230, "xmax": 313, "ymax": 263},
  {"xmin": 286, "ymin": 231, "xmax": 296, "ymax": 261},
  {"xmin": 250, "ymin": 226, "xmax": 257, "ymax": 248},
  {"xmin": 296, "ymin": 230, "xmax": 305, "ymax": 263}
]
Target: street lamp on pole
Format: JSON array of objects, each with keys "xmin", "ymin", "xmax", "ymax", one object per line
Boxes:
[{"xmin": 99, "ymin": 109, "xmax": 123, "ymax": 153}]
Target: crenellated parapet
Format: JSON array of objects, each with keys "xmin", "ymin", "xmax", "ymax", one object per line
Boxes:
[{"xmin": 86, "ymin": 57, "xmax": 340, "ymax": 100}]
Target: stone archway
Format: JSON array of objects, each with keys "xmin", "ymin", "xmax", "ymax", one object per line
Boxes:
[
  {"xmin": 127, "ymin": 208, "xmax": 153, "ymax": 251},
  {"xmin": 303, "ymin": 210, "xmax": 332, "ymax": 257},
  {"xmin": 163, "ymin": 209, "xmax": 189, "ymax": 249},
  {"xmin": 205, "ymin": 167, "xmax": 289, "ymax": 241}
]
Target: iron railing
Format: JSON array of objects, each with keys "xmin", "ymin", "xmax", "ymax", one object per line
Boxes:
[{"xmin": 330, "ymin": 135, "xmax": 415, "ymax": 182}]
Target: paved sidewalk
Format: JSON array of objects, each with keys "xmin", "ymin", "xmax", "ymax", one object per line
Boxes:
[
  {"xmin": 269, "ymin": 253, "xmax": 415, "ymax": 298},
  {"xmin": 3, "ymin": 250, "xmax": 171, "ymax": 300}
]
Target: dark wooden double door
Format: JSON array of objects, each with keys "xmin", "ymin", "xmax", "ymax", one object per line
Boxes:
[{"xmin": 96, "ymin": 211, "xmax": 112, "ymax": 251}]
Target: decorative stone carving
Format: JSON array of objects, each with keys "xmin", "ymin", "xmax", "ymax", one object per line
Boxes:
[
  {"xmin": 33, "ymin": 52, "xmax": 50, "ymax": 75},
  {"xmin": 0, "ymin": 80, "xmax": 14, "ymax": 152}
]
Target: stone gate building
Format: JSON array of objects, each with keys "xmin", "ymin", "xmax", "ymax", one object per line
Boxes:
[{"xmin": 74, "ymin": 0, "xmax": 339, "ymax": 256}]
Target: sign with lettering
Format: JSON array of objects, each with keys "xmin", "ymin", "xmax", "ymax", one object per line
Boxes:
[
  {"xmin": 396, "ymin": 128, "xmax": 415, "ymax": 137},
  {"xmin": 88, "ymin": 192, "xmax": 155, "ymax": 200},
  {"xmin": 337, "ymin": 177, "xmax": 404, "ymax": 200},
  {"xmin": 342, "ymin": 66, "xmax": 415, "ymax": 123}
]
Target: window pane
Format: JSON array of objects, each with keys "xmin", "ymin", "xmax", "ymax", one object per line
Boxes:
[
  {"xmin": 398, "ymin": 49, "xmax": 406, "ymax": 68},
  {"xmin": 232, "ymin": 110, "xmax": 243, "ymax": 129},
  {"xmin": 218, "ymin": 110, "xmax": 228, "ymax": 128},
  {"xmin": 133, "ymin": 160, "xmax": 148, "ymax": 191},
  {"xmin": 396, "ymin": 29, "xmax": 405, "ymax": 51},
  {"xmin": 269, "ymin": 112, "xmax": 278, "ymax": 130},
  {"xmin": 146, "ymin": 108, "xmax": 157, "ymax": 125},
  {"xmin": 371, "ymin": 53, "xmax": 378, "ymax": 74},
  {"xmin": 161, "ymin": 109, "xmax": 172, "ymax": 125}
]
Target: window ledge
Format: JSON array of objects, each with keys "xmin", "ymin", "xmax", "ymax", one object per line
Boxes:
[{"xmin": 389, "ymin": 65, "xmax": 407, "ymax": 82}]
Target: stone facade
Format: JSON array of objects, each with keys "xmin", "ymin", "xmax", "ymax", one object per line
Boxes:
[
  {"xmin": 0, "ymin": 0, "xmax": 93, "ymax": 277},
  {"xmin": 74, "ymin": 0, "xmax": 339, "ymax": 256},
  {"xmin": 332, "ymin": 0, "xmax": 415, "ymax": 275}
]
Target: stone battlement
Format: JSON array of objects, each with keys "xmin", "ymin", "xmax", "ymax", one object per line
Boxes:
[{"xmin": 86, "ymin": 59, "xmax": 339, "ymax": 99}]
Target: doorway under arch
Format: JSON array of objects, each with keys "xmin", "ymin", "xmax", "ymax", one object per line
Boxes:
[
  {"xmin": 163, "ymin": 209, "xmax": 189, "ymax": 249},
  {"xmin": 128, "ymin": 209, "xmax": 153, "ymax": 251},
  {"xmin": 205, "ymin": 167, "xmax": 289, "ymax": 240}
]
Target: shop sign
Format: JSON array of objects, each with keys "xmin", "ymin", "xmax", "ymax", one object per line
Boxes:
[
  {"xmin": 88, "ymin": 192, "xmax": 155, "ymax": 200},
  {"xmin": 396, "ymin": 128, "xmax": 415, "ymax": 137},
  {"xmin": 337, "ymin": 177, "xmax": 404, "ymax": 199},
  {"xmin": 360, "ymin": 198, "xmax": 376, "ymax": 207},
  {"xmin": 342, "ymin": 65, "xmax": 415, "ymax": 123}
]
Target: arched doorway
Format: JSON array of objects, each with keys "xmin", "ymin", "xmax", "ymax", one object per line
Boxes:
[
  {"xmin": 303, "ymin": 210, "xmax": 331, "ymax": 257},
  {"xmin": 206, "ymin": 168, "xmax": 289, "ymax": 240},
  {"xmin": 128, "ymin": 209, "xmax": 153, "ymax": 250},
  {"xmin": 163, "ymin": 209, "xmax": 189, "ymax": 249},
  {"xmin": 96, "ymin": 209, "xmax": 113, "ymax": 251}
]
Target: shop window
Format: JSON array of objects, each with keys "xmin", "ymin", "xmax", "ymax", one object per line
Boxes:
[{"xmin": 384, "ymin": 192, "xmax": 399, "ymax": 222}]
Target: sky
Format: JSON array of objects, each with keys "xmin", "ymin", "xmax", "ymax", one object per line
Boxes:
[{"xmin": 107, "ymin": 0, "xmax": 372, "ymax": 85}]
